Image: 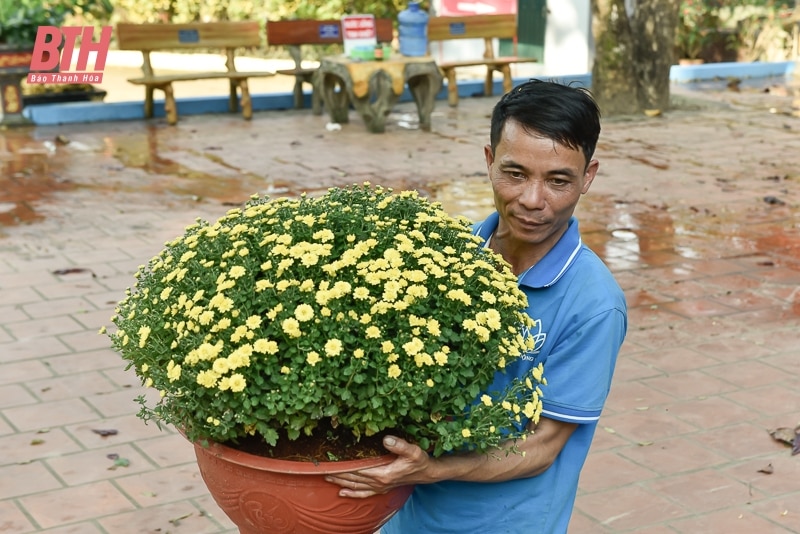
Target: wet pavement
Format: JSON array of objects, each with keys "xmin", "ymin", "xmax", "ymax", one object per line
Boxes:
[{"xmin": 1, "ymin": 80, "xmax": 800, "ymax": 533}]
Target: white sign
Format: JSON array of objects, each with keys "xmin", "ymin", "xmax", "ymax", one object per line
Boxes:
[{"xmin": 341, "ymin": 14, "xmax": 377, "ymax": 56}]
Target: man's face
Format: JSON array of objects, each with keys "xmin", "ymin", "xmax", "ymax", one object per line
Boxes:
[{"xmin": 484, "ymin": 119, "xmax": 598, "ymax": 260}]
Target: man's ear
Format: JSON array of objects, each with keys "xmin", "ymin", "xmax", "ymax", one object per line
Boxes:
[
  {"xmin": 581, "ymin": 159, "xmax": 599, "ymax": 194},
  {"xmin": 484, "ymin": 144, "xmax": 494, "ymax": 176}
]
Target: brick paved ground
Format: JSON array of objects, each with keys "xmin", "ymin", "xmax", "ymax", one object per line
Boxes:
[{"xmin": 1, "ymin": 80, "xmax": 799, "ymax": 533}]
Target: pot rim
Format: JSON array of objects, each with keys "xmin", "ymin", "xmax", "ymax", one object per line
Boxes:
[{"xmin": 194, "ymin": 438, "xmax": 399, "ymax": 475}]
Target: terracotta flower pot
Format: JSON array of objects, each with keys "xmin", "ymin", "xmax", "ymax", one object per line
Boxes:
[{"xmin": 193, "ymin": 439, "xmax": 414, "ymax": 534}]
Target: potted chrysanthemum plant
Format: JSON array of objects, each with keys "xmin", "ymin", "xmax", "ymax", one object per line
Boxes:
[{"xmin": 107, "ymin": 183, "xmax": 545, "ymax": 534}]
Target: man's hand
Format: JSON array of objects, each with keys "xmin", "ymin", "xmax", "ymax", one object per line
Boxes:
[{"xmin": 325, "ymin": 435, "xmax": 431, "ymax": 498}]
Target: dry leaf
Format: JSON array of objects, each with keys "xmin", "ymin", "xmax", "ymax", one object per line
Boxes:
[
  {"xmin": 768, "ymin": 427, "xmax": 796, "ymax": 446},
  {"xmin": 757, "ymin": 463, "xmax": 774, "ymax": 474}
]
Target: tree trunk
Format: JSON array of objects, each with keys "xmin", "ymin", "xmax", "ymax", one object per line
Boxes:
[{"xmin": 591, "ymin": 0, "xmax": 679, "ymax": 115}]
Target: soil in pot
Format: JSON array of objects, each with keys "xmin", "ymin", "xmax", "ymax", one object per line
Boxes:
[{"xmin": 230, "ymin": 418, "xmax": 412, "ymax": 463}]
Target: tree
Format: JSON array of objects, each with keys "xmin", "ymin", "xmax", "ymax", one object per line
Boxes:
[{"xmin": 591, "ymin": 0, "xmax": 680, "ymax": 115}]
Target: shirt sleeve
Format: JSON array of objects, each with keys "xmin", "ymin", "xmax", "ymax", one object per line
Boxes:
[{"xmin": 538, "ymin": 307, "xmax": 627, "ymax": 424}]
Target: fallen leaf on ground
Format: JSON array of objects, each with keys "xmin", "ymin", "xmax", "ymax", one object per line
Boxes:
[
  {"xmin": 768, "ymin": 427, "xmax": 796, "ymax": 446},
  {"xmin": 757, "ymin": 463, "xmax": 774, "ymax": 474},
  {"xmin": 92, "ymin": 429, "xmax": 118, "ymax": 437}
]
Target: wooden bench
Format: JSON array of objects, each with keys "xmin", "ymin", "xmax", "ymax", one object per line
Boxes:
[
  {"xmin": 266, "ymin": 18, "xmax": 394, "ymax": 113},
  {"xmin": 116, "ymin": 22, "xmax": 276, "ymax": 125},
  {"xmin": 427, "ymin": 14, "xmax": 536, "ymax": 107}
]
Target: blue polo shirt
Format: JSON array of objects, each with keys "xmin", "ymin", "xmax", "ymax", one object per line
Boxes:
[{"xmin": 383, "ymin": 215, "xmax": 627, "ymax": 534}]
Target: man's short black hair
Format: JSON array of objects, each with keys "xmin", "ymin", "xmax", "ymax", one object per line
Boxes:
[{"xmin": 490, "ymin": 79, "xmax": 601, "ymax": 167}]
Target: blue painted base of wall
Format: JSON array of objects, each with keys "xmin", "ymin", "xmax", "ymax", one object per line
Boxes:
[{"xmin": 21, "ymin": 61, "xmax": 796, "ymax": 126}]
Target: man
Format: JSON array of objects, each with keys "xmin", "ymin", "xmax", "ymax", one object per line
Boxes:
[{"xmin": 327, "ymin": 79, "xmax": 628, "ymax": 533}]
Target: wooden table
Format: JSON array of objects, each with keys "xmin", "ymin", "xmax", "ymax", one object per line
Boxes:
[{"xmin": 318, "ymin": 55, "xmax": 442, "ymax": 133}]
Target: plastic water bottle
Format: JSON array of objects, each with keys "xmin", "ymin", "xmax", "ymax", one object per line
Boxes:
[{"xmin": 398, "ymin": 2, "xmax": 429, "ymax": 57}]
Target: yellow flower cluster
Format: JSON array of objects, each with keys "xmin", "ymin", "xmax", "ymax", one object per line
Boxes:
[{"xmin": 109, "ymin": 184, "xmax": 545, "ymax": 456}]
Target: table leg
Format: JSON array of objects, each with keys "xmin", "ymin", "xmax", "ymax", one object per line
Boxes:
[
  {"xmin": 320, "ymin": 72, "xmax": 350, "ymax": 124},
  {"xmin": 407, "ymin": 67, "xmax": 442, "ymax": 132},
  {"xmin": 349, "ymin": 69, "xmax": 398, "ymax": 134}
]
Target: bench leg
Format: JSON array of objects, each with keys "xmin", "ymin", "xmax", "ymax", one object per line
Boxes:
[
  {"xmin": 484, "ymin": 67, "xmax": 494, "ymax": 97},
  {"xmin": 310, "ymin": 70, "xmax": 323, "ymax": 116},
  {"xmin": 500, "ymin": 65, "xmax": 512, "ymax": 95},
  {"xmin": 144, "ymin": 86, "xmax": 154, "ymax": 118},
  {"xmin": 292, "ymin": 75, "xmax": 305, "ymax": 109},
  {"xmin": 444, "ymin": 68, "xmax": 458, "ymax": 107},
  {"xmin": 229, "ymin": 79, "xmax": 238, "ymax": 113},
  {"xmin": 163, "ymin": 83, "xmax": 178, "ymax": 125},
  {"xmin": 239, "ymin": 79, "xmax": 252, "ymax": 120}
]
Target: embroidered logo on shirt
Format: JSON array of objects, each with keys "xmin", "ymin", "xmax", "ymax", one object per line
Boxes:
[{"xmin": 521, "ymin": 319, "xmax": 546, "ymax": 361}]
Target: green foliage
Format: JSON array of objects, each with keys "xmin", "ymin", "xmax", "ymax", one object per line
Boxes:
[
  {"xmin": 676, "ymin": 0, "xmax": 795, "ymax": 59},
  {"xmin": 0, "ymin": 0, "xmax": 113, "ymax": 46},
  {"xmin": 110, "ymin": 0, "xmax": 427, "ymax": 26},
  {"xmin": 108, "ymin": 184, "xmax": 545, "ymax": 458}
]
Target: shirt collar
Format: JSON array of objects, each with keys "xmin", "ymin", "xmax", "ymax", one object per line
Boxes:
[{"xmin": 473, "ymin": 213, "xmax": 583, "ymax": 288}]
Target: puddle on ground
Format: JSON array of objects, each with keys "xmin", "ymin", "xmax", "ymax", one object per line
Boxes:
[{"xmin": 0, "ymin": 128, "xmax": 74, "ymax": 228}]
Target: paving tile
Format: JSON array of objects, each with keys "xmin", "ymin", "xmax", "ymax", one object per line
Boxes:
[
  {"xmin": 193, "ymin": 494, "xmax": 239, "ymax": 531},
  {"xmin": 113, "ymin": 463, "xmax": 211, "ymax": 507},
  {"xmin": 21, "ymin": 298, "xmax": 94, "ymax": 320},
  {"xmin": 629, "ymin": 346, "xmax": 721, "ymax": 374},
  {"xmin": 17, "ymin": 481, "xmax": 136, "ymax": 529},
  {"xmin": 723, "ymin": 455, "xmax": 800, "ymax": 497},
  {"xmin": 0, "ymin": 304, "xmax": 29, "ymax": 324},
  {"xmin": 38, "ymin": 523, "xmax": 105, "ymax": 533},
  {"xmin": 566, "ymin": 509, "xmax": 614, "ymax": 534},
  {"xmin": 0, "ymin": 336, "xmax": 70, "ymax": 364},
  {"xmin": 576, "ymin": 450, "xmax": 658, "ymax": 493},
  {"xmin": 0, "ymin": 461, "xmax": 63, "ymax": 500},
  {"xmin": 4, "ymin": 315, "xmax": 85, "ymax": 340},
  {"xmin": 667, "ymin": 508, "xmax": 795, "ymax": 534},
  {"xmin": 642, "ymin": 369, "xmax": 739, "ymax": 400},
  {"xmin": 0, "ymin": 384, "xmax": 37, "ymax": 409},
  {"xmin": 0, "ymin": 428, "xmax": 83, "ymax": 467},
  {"xmin": 0, "ymin": 286, "xmax": 43, "ymax": 306},
  {"xmin": 599, "ymin": 408, "xmax": 697, "ymax": 444},
  {"xmin": 98, "ymin": 500, "xmax": 229, "ymax": 533},
  {"xmin": 45, "ymin": 443, "xmax": 154, "ymax": 486},
  {"xmin": 646, "ymin": 469, "xmax": 763, "ymax": 514},
  {"xmin": 26, "ymin": 372, "xmax": 118, "ymax": 402},
  {"xmin": 64, "ymin": 412, "xmax": 169, "ymax": 450},
  {"xmin": 666, "ymin": 395, "xmax": 764, "ymax": 429},
  {"xmin": 133, "ymin": 433, "xmax": 198, "ymax": 468},
  {"xmin": 617, "ymin": 436, "xmax": 729, "ymax": 476},
  {"xmin": 3, "ymin": 398, "xmax": 100, "ymax": 433},
  {"xmin": 0, "ymin": 500, "xmax": 36, "ymax": 532},
  {"xmin": 706, "ymin": 359, "xmax": 792, "ymax": 389},
  {"xmin": 83, "ymin": 388, "xmax": 155, "ymax": 418},
  {"xmin": 576, "ymin": 484, "xmax": 688, "ymax": 531},
  {"xmin": 0, "ymin": 360, "xmax": 54, "ymax": 387},
  {"xmin": 42, "ymin": 348, "xmax": 122, "ymax": 375},
  {"xmin": 693, "ymin": 422, "xmax": 782, "ymax": 461},
  {"xmin": 724, "ymin": 384, "xmax": 800, "ymax": 418},
  {"xmin": 749, "ymin": 497, "xmax": 800, "ymax": 533}
]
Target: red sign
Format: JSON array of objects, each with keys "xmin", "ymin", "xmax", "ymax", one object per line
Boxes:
[
  {"xmin": 342, "ymin": 15, "xmax": 377, "ymax": 40},
  {"xmin": 27, "ymin": 25, "xmax": 112, "ymax": 84},
  {"xmin": 438, "ymin": 0, "xmax": 516, "ymax": 15}
]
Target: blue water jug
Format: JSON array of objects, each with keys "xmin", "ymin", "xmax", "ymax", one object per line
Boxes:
[{"xmin": 398, "ymin": 2, "xmax": 429, "ymax": 57}]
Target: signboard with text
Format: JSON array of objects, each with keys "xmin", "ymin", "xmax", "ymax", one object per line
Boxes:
[{"xmin": 341, "ymin": 15, "xmax": 377, "ymax": 56}]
